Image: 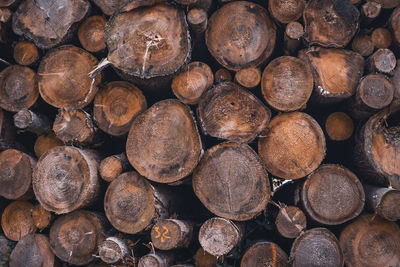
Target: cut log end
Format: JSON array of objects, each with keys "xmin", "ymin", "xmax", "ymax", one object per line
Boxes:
[
  {"xmin": 151, "ymin": 219, "xmax": 193, "ymax": 250},
  {"xmin": 13, "ymin": 41, "xmax": 39, "ymax": 66},
  {"xmin": 359, "ymin": 74, "xmax": 394, "ymax": 110},
  {"xmin": 275, "ymin": 206, "xmax": 306, "ymax": 239},
  {"xmin": 34, "ymin": 133, "xmax": 63, "ymax": 158},
  {"xmin": 194, "ymin": 248, "xmax": 217, "ymax": 267},
  {"xmin": 371, "ymin": 28, "xmax": 392, "ymax": 49},
  {"xmin": 99, "ymin": 154, "xmax": 128, "ymax": 182},
  {"xmin": 365, "ymin": 185, "xmax": 400, "ymax": 221},
  {"xmin": 234, "ymin": 67, "xmax": 261, "ymax": 89},
  {"xmin": 13, "ymin": 109, "xmax": 51, "ymax": 135},
  {"xmin": 268, "ymin": 0, "xmax": 305, "ymax": 24},
  {"xmin": 368, "ymin": 48, "xmax": 397, "ymax": 75},
  {"xmin": 98, "ymin": 237, "xmax": 130, "ymax": 264},
  {"xmin": 138, "ymin": 252, "xmax": 174, "ymax": 267},
  {"xmin": 215, "ymin": 69, "xmax": 232, "ymax": 83},
  {"xmin": 285, "ymin": 21, "xmax": 304, "ymax": 39},
  {"xmin": 325, "ymin": 112, "xmax": 354, "ymax": 141},
  {"xmin": 241, "ymin": 241, "xmax": 289, "ymax": 267},
  {"xmin": 31, "ymin": 204, "xmax": 52, "ymax": 230},
  {"xmin": 362, "ymin": 1, "xmax": 382, "ymax": 20},
  {"xmin": 1, "ymin": 201, "xmax": 37, "ymax": 241},
  {"xmin": 78, "ymin": 16, "xmax": 107, "ymax": 53},
  {"xmin": 351, "ymin": 34, "xmax": 374, "ymax": 57}
]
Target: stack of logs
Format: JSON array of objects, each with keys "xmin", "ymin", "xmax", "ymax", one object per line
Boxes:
[{"xmin": 0, "ymin": 0, "xmax": 400, "ymax": 266}]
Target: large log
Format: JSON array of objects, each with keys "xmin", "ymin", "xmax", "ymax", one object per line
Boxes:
[
  {"xmin": 241, "ymin": 241, "xmax": 289, "ymax": 267},
  {"xmin": 192, "ymin": 142, "xmax": 270, "ymax": 221},
  {"xmin": 1, "ymin": 201, "xmax": 37, "ymax": 241}
]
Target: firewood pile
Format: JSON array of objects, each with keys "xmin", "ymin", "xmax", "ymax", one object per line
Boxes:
[{"xmin": 0, "ymin": 0, "xmax": 400, "ymax": 266}]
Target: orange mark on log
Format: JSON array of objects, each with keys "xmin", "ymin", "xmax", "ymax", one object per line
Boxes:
[
  {"xmin": 271, "ymin": 243, "xmax": 276, "ymax": 267},
  {"xmin": 154, "ymin": 226, "xmax": 171, "ymax": 243}
]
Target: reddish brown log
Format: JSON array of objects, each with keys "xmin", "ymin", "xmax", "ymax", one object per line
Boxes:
[
  {"xmin": 258, "ymin": 112, "xmax": 326, "ymax": 180},
  {"xmin": 351, "ymin": 33, "xmax": 374, "ymax": 57},
  {"xmin": 241, "ymin": 241, "xmax": 289, "ymax": 267},
  {"xmin": 368, "ymin": 0, "xmax": 400, "ymax": 9},
  {"xmin": 13, "ymin": 41, "xmax": 39, "ymax": 66},
  {"xmin": 151, "ymin": 219, "xmax": 193, "ymax": 250},
  {"xmin": 31, "ymin": 204, "xmax": 52, "ymax": 231},
  {"xmin": 1, "ymin": 201, "xmax": 37, "ymax": 241},
  {"xmin": 33, "ymin": 146, "xmax": 100, "ymax": 214},
  {"xmin": 234, "ymin": 67, "xmax": 261, "ymax": 89},
  {"xmin": 205, "ymin": 1, "xmax": 276, "ymax": 71},
  {"xmin": 98, "ymin": 237, "xmax": 131, "ymax": 265},
  {"xmin": 78, "ymin": 16, "xmax": 107, "ymax": 53},
  {"xmin": 193, "ymin": 248, "xmax": 217, "ymax": 267},
  {"xmin": 0, "ymin": 8, "xmax": 11, "ymax": 23},
  {"xmin": 99, "ymin": 153, "xmax": 129, "ymax": 182},
  {"xmin": 33, "ymin": 133, "xmax": 63, "ymax": 158},
  {"xmin": 367, "ymin": 48, "xmax": 397, "ymax": 75},
  {"xmin": 138, "ymin": 252, "xmax": 174, "ymax": 267},
  {"xmin": 275, "ymin": 206, "xmax": 306, "ymax": 239},
  {"xmin": 0, "ymin": 0, "xmax": 17, "ymax": 7},
  {"xmin": 215, "ymin": 69, "xmax": 232, "ymax": 83},
  {"xmin": 284, "ymin": 21, "xmax": 304, "ymax": 55},
  {"xmin": 340, "ymin": 214, "xmax": 400, "ymax": 267},
  {"xmin": 325, "ymin": 112, "xmax": 354, "ymax": 141},
  {"xmin": 364, "ymin": 185, "xmax": 400, "ymax": 221},
  {"xmin": 268, "ymin": 0, "xmax": 305, "ymax": 24},
  {"xmin": 13, "ymin": 109, "xmax": 51, "ymax": 135},
  {"xmin": 0, "ymin": 65, "xmax": 38, "ymax": 112},
  {"xmin": 92, "ymin": 0, "xmax": 129, "ymax": 15},
  {"xmin": 371, "ymin": 28, "xmax": 392, "ymax": 49},
  {"xmin": 187, "ymin": 8, "xmax": 207, "ymax": 42},
  {"xmin": 193, "ymin": 142, "xmax": 271, "ymax": 221},
  {"xmin": 362, "ymin": 2, "xmax": 382, "ymax": 24}
]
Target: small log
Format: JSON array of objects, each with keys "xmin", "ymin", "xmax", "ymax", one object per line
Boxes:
[
  {"xmin": 193, "ymin": 248, "xmax": 217, "ymax": 267},
  {"xmin": 351, "ymin": 33, "xmax": 374, "ymax": 57},
  {"xmin": 205, "ymin": 1, "xmax": 276, "ymax": 71},
  {"xmin": 53, "ymin": 108, "xmax": 101, "ymax": 146},
  {"xmin": 13, "ymin": 109, "xmax": 51, "ymax": 135},
  {"xmin": 199, "ymin": 217, "xmax": 243, "ymax": 257},
  {"xmin": 364, "ymin": 185, "xmax": 400, "ymax": 221},
  {"xmin": 390, "ymin": 7, "xmax": 400, "ymax": 48},
  {"xmin": 49, "ymin": 210, "xmax": 106, "ymax": 266},
  {"xmin": 32, "ymin": 146, "xmax": 100, "ymax": 214},
  {"xmin": 0, "ymin": 234, "xmax": 12, "ymax": 263},
  {"xmin": 258, "ymin": 112, "xmax": 326, "ymax": 180},
  {"xmin": 1, "ymin": 201, "xmax": 37, "ymax": 241},
  {"xmin": 362, "ymin": 1, "xmax": 382, "ymax": 24},
  {"xmin": 31, "ymin": 204, "xmax": 52, "ymax": 231},
  {"xmin": 0, "ymin": 149, "xmax": 36, "ymax": 200},
  {"xmin": 340, "ymin": 214, "xmax": 400, "ymax": 267},
  {"xmin": 371, "ymin": 28, "xmax": 392, "ymax": 49},
  {"xmin": 99, "ymin": 153, "xmax": 129, "ymax": 182},
  {"xmin": 268, "ymin": 0, "xmax": 305, "ymax": 24},
  {"xmin": 214, "ymin": 69, "xmax": 232, "ymax": 83},
  {"xmin": 197, "ymin": 82, "xmax": 271, "ymax": 143},
  {"xmin": 303, "ymin": 0, "xmax": 359, "ymax": 48},
  {"xmin": 354, "ymin": 100, "xmax": 400, "ymax": 189},
  {"xmin": 261, "ymin": 56, "xmax": 313, "ymax": 112},
  {"xmin": 241, "ymin": 241, "xmax": 289, "ymax": 267},
  {"xmin": 138, "ymin": 252, "xmax": 174, "ymax": 267},
  {"xmin": 193, "ymin": 142, "xmax": 271, "ymax": 221},
  {"xmin": 299, "ymin": 47, "xmax": 365, "ymax": 104},
  {"xmin": 391, "ymin": 59, "xmax": 400, "ymax": 98},
  {"xmin": 349, "ymin": 74, "xmax": 394, "ymax": 120},
  {"xmin": 291, "ymin": 228, "xmax": 343, "ymax": 267},
  {"xmin": 284, "ymin": 21, "xmax": 304, "ymax": 56},
  {"xmin": 370, "ymin": 0, "xmax": 400, "ymax": 9},
  {"xmin": 0, "ymin": 65, "xmax": 38, "ymax": 112},
  {"xmin": 275, "ymin": 206, "xmax": 306, "ymax": 239},
  {"xmin": 9, "ymin": 234, "xmax": 55, "ymax": 267},
  {"xmin": 171, "ymin": 61, "xmax": 213, "ymax": 105},
  {"xmin": 0, "ymin": 0, "xmax": 16, "ymax": 7},
  {"xmin": 12, "ymin": 0, "xmax": 90, "ymax": 49},
  {"xmin": 126, "ymin": 99, "xmax": 202, "ymax": 184},
  {"xmin": 300, "ymin": 164, "xmax": 365, "ymax": 225},
  {"xmin": 92, "ymin": 0, "xmax": 129, "ymax": 16},
  {"xmin": 104, "ymin": 171, "xmax": 174, "ymax": 234},
  {"xmin": 367, "ymin": 48, "xmax": 397, "ymax": 75},
  {"xmin": 325, "ymin": 112, "xmax": 354, "ymax": 141},
  {"xmin": 98, "ymin": 237, "xmax": 131, "ymax": 265},
  {"xmin": 234, "ymin": 67, "xmax": 261, "ymax": 89},
  {"xmin": 151, "ymin": 219, "xmax": 193, "ymax": 250},
  {"xmin": 38, "ymin": 45, "xmax": 102, "ymax": 109},
  {"xmin": 13, "ymin": 41, "xmax": 39, "ymax": 66},
  {"xmin": 78, "ymin": 16, "xmax": 107, "ymax": 53},
  {"xmin": 94, "ymin": 81, "xmax": 146, "ymax": 136},
  {"xmin": 33, "ymin": 133, "xmax": 63, "ymax": 158},
  {"xmin": 187, "ymin": 8, "xmax": 208, "ymax": 42},
  {"xmin": 0, "ymin": 8, "xmax": 11, "ymax": 23}
]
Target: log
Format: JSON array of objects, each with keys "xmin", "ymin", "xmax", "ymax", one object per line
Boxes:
[
  {"xmin": 126, "ymin": 99, "xmax": 202, "ymax": 184},
  {"xmin": 104, "ymin": 171, "xmax": 174, "ymax": 234},
  {"xmin": 94, "ymin": 81, "xmax": 146, "ymax": 136},
  {"xmin": 371, "ymin": 28, "xmax": 392, "ymax": 49},
  {"xmin": 198, "ymin": 217, "xmax": 243, "ymax": 257},
  {"xmin": 367, "ymin": 48, "xmax": 397, "ymax": 75},
  {"xmin": 0, "ymin": 108, "xmax": 16, "ymax": 152},
  {"xmin": 303, "ymin": 0, "xmax": 359, "ymax": 48},
  {"xmin": 0, "ymin": 8, "xmax": 11, "ymax": 23},
  {"xmin": 391, "ymin": 59, "xmax": 400, "ymax": 98},
  {"xmin": 31, "ymin": 204, "xmax": 52, "ymax": 231},
  {"xmin": 78, "ymin": 16, "xmax": 107, "ymax": 53},
  {"xmin": 99, "ymin": 153, "xmax": 129, "ymax": 182},
  {"xmin": 240, "ymin": 241, "xmax": 288, "ymax": 267},
  {"xmin": 364, "ymin": 185, "xmax": 400, "ymax": 221},
  {"xmin": 38, "ymin": 45, "xmax": 102, "ymax": 109},
  {"xmin": 13, "ymin": 109, "xmax": 51, "ymax": 135},
  {"xmin": 187, "ymin": 8, "xmax": 208, "ymax": 42},
  {"xmin": 268, "ymin": 0, "xmax": 305, "ymax": 24},
  {"xmin": 33, "ymin": 133, "xmax": 63, "ymax": 158},
  {"xmin": 0, "ymin": 0, "xmax": 17, "ymax": 7},
  {"xmin": 0, "ymin": 234, "xmax": 12, "ymax": 264},
  {"xmin": 0, "ymin": 65, "xmax": 38, "ymax": 112},
  {"xmin": 351, "ymin": 34, "xmax": 374, "ymax": 57},
  {"xmin": 362, "ymin": 1, "xmax": 382, "ymax": 24},
  {"xmin": 32, "ymin": 146, "xmax": 100, "ymax": 214},
  {"xmin": 234, "ymin": 67, "xmax": 261, "ymax": 90},
  {"xmin": 138, "ymin": 252, "xmax": 174, "ymax": 267},
  {"xmin": 13, "ymin": 41, "xmax": 39, "ymax": 66},
  {"xmin": 299, "ymin": 47, "xmax": 365, "ymax": 104},
  {"xmin": 275, "ymin": 206, "xmax": 306, "ymax": 239},
  {"xmin": 0, "ymin": 149, "xmax": 36, "ymax": 200},
  {"xmin": 150, "ymin": 219, "xmax": 193, "ymax": 250},
  {"xmin": 120, "ymin": 0, "xmax": 167, "ymax": 12},
  {"xmin": 49, "ymin": 210, "xmax": 106, "ymax": 266},
  {"xmin": 340, "ymin": 214, "xmax": 400, "ymax": 267},
  {"xmin": 261, "ymin": 56, "xmax": 313, "ymax": 112},
  {"xmin": 325, "ymin": 112, "xmax": 354, "ymax": 141},
  {"xmin": 290, "ymin": 228, "xmax": 344, "ymax": 267},
  {"xmin": 258, "ymin": 112, "xmax": 326, "ymax": 180},
  {"xmin": 98, "ymin": 237, "xmax": 131, "ymax": 265},
  {"xmin": 104, "ymin": 4, "xmax": 191, "ymax": 81},
  {"xmin": 205, "ymin": 1, "xmax": 276, "ymax": 71},
  {"xmin": 349, "ymin": 74, "xmax": 394, "ymax": 120},
  {"xmin": 197, "ymin": 82, "xmax": 271, "ymax": 143},
  {"xmin": 192, "ymin": 142, "xmax": 271, "ymax": 221},
  {"xmin": 171, "ymin": 61, "xmax": 213, "ymax": 105},
  {"xmin": 1, "ymin": 201, "xmax": 37, "ymax": 241},
  {"xmin": 284, "ymin": 21, "xmax": 304, "ymax": 56},
  {"xmin": 53, "ymin": 108, "xmax": 101, "ymax": 146},
  {"xmin": 300, "ymin": 164, "xmax": 365, "ymax": 225},
  {"xmin": 390, "ymin": 7, "xmax": 400, "ymax": 48},
  {"xmin": 354, "ymin": 100, "xmax": 400, "ymax": 189},
  {"xmin": 12, "ymin": 0, "xmax": 90, "ymax": 49},
  {"xmin": 92, "ymin": 0, "xmax": 129, "ymax": 16},
  {"xmin": 193, "ymin": 248, "xmax": 216, "ymax": 267},
  {"xmin": 9, "ymin": 234, "xmax": 55, "ymax": 267},
  {"xmin": 369, "ymin": 0, "xmax": 400, "ymax": 9},
  {"xmin": 214, "ymin": 69, "xmax": 232, "ymax": 83}
]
